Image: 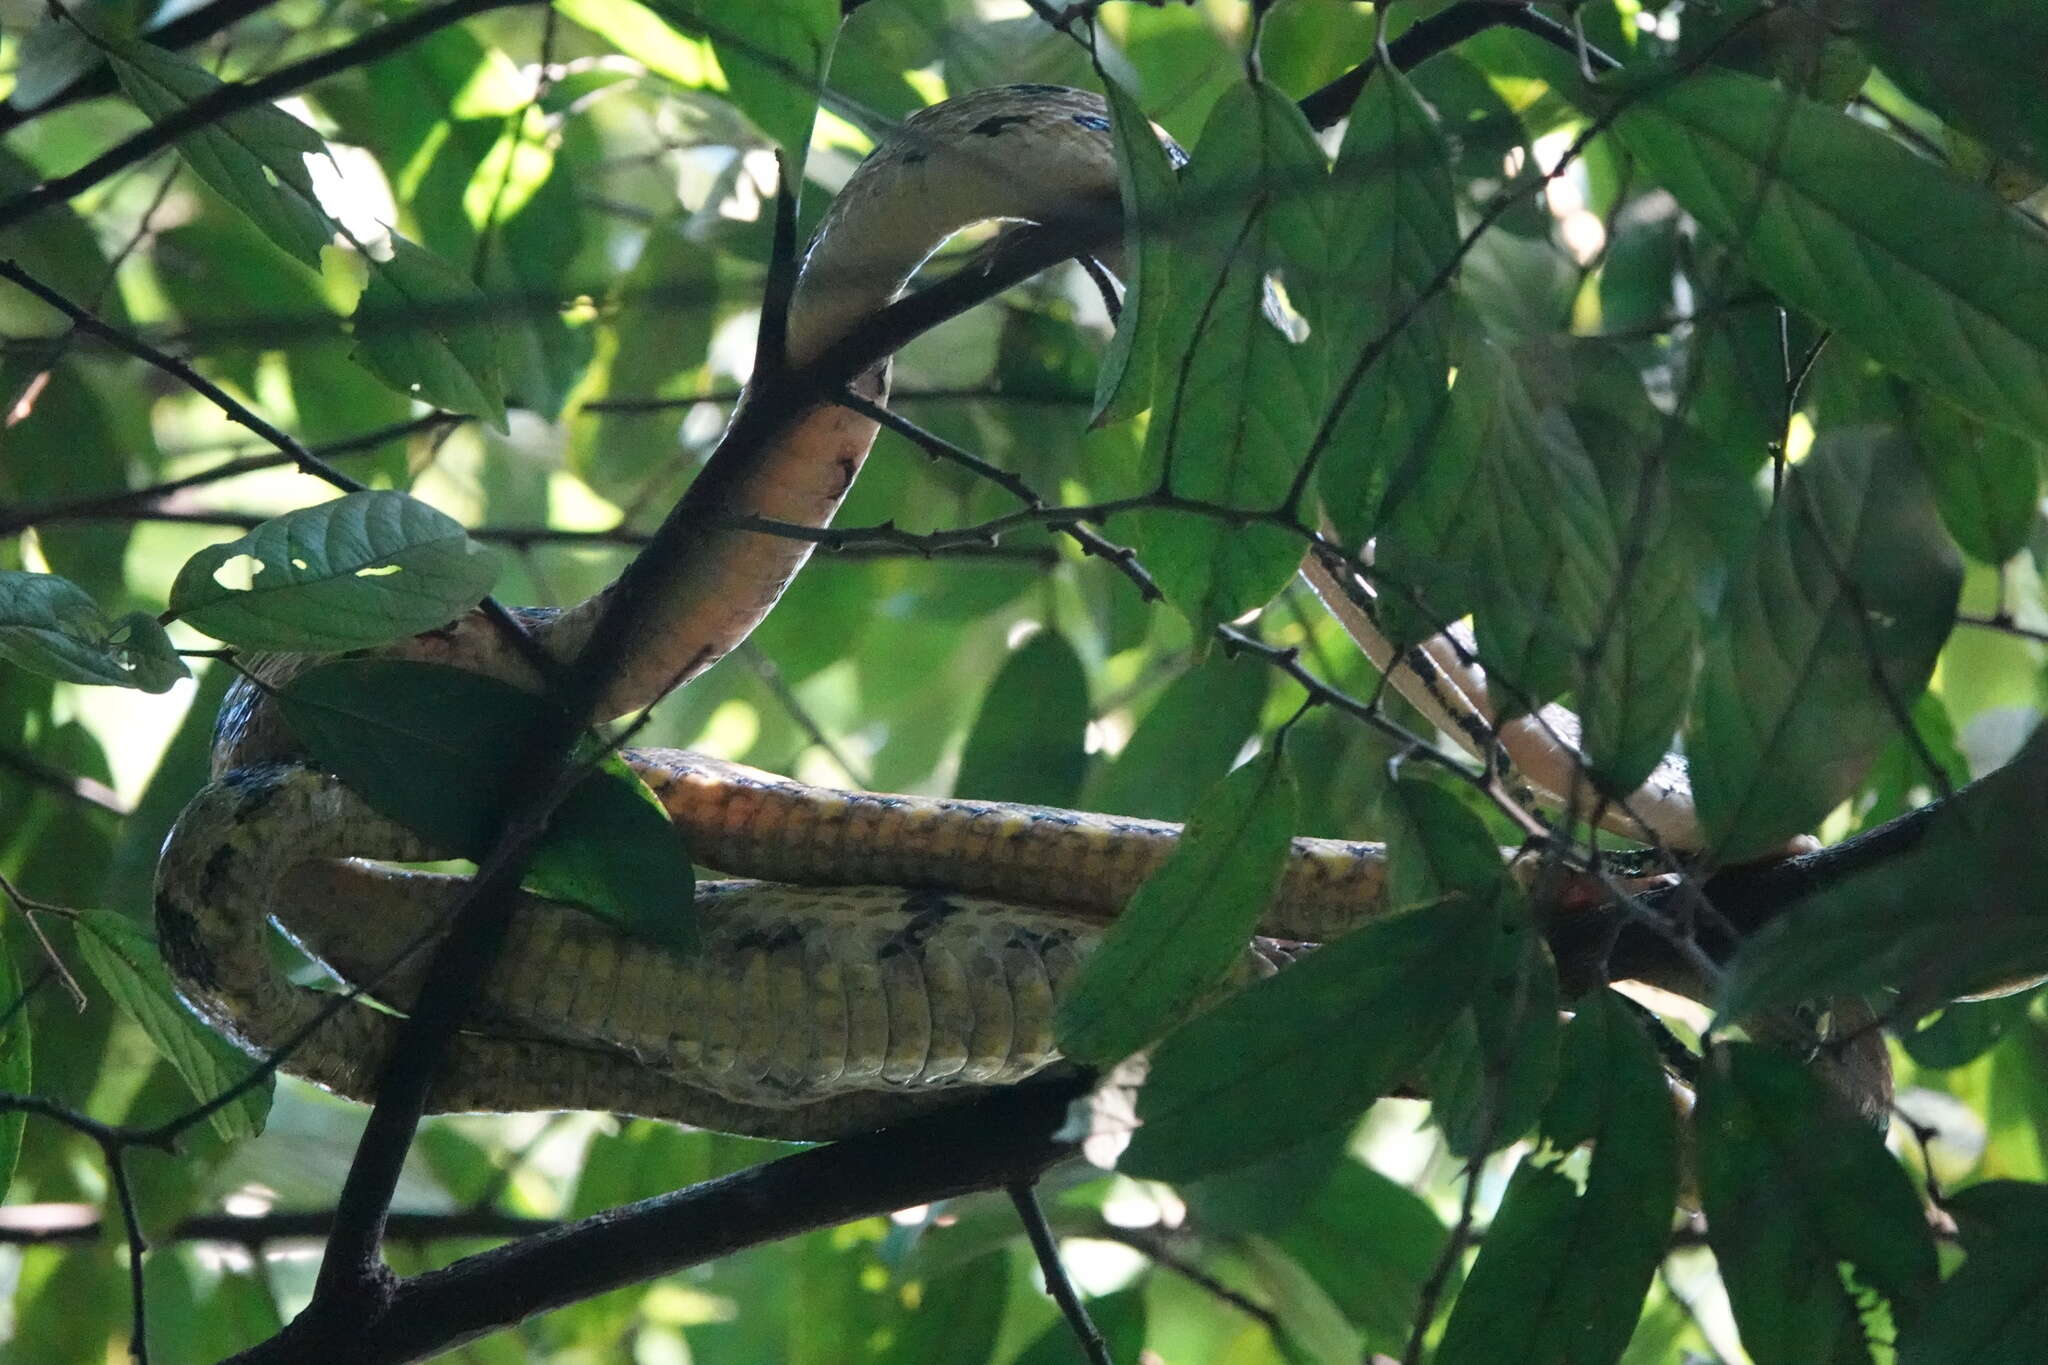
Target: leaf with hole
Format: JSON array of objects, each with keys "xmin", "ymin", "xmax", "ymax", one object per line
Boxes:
[
  {"xmin": 352, "ymin": 235, "xmax": 509, "ymax": 432},
  {"xmin": 0, "ymin": 572, "xmax": 188, "ymax": 693},
  {"xmin": 167, "ymin": 491, "xmax": 501, "ymax": 652}
]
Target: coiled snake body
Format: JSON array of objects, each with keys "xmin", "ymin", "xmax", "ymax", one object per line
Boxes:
[{"xmin": 155, "ymin": 87, "xmax": 1696, "ymax": 1139}]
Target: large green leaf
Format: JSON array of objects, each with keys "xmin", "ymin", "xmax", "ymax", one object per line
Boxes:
[
  {"xmin": 1855, "ymin": 0, "xmax": 2048, "ymax": 182},
  {"xmin": 1687, "ymin": 429, "xmax": 1961, "ymax": 861},
  {"xmin": 1087, "ymin": 653, "xmax": 1268, "ymax": 822},
  {"xmin": 1897, "ymin": 1180, "xmax": 2048, "ymax": 1364},
  {"xmin": 1902, "ymin": 391, "xmax": 2043, "ymax": 567},
  {"xmin": 1435, "ymin": 993, "xmax": 1679, "ymax": 1365},
  {"xmin": 1697, "ymin": 1043, "xmax": 1937, "ymax": 1365},
  {"xmin": 953, "ymin": 628, "xmax": 1090, "ymax": 809},
  {"xmin": 73, "ymin": 910, "xmax": 271, "ymax": 1142},
  {"xmin": 1125, "ymin": 79, "xmax": 1328, "ymax": 640},
  {"xmin": 1378, "ymin": 343, "xmax": 1620, "ymax": 711},
  {"xmin": 1122, "ymin": 867, "xmax": 1488, "ymax": 1182},
  {"xmin": 1316, "ymin": 61, "xmax": 1459, "ymax": 546},
  {"xmin": 107, "ymin": 38, "xmax": 336, "ymax": 269},
  {"xmin": 352, "ymin": 234, "xmax": 509, "ymax": 432},
  {"xmin": 1610, "ymin": 68, "xmax": 2048, "ymax": 441},
  {"xmin": 1010, "ymin": 1284, "xmax": 1146, "ymax": 1365},
  {"xmin": 1274, "ymin": 1158, "xmax": 1450, "ymax": 1349},
  {"xmin": 1721, "ymin": 725, "xmax": 2048, "ymax": 1017},
  {"xmin": 0, "ymin": 572, "xmax": 187, "ymax": 693},
  {"xmin": 1090, "ymin": 72, "xmax": 1182, "ymax": 429},
  {"xmin": 167, "ymin": 491, "xmax": 501, "ymax": 652},
  {"xmin": 276, "ymin": 660, "xmax": 695, "ymax": 949},
  {"xmin": 1057, "ymin": 745, "xmax": 1296, "ymax": 1066}
]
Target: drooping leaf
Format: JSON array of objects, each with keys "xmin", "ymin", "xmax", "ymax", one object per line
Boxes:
[
  {"xmin": 1057, "ymin": 744, "xmax": 1297, "ymax": 1066},
  {"xmin": 1087, "ymin": 653, "xmax": 1268, "ymax": 822},
  {"xmin": 275, "ymin": 660, "xmax": 695, "ymax": 947},
  {"xmin": 73, "ymin": 909, "xmax": 271, "ymax": 1142},
  {"xmin": 1316, "ymin": 60, "xmax": 1460, "ymax": 546},
  {"xmin": 1125, "ymin": 79, "xmax": 1328, "ymax": 640},
  {"xmin": 1090, "ymin": 72, "xmax": 1183, "ymax": 429},
  {"xmin": 1609, "ymin": 68, "xmax": 2048, "ymax": 441},
  {"xmin": 1687, "ymin": 429, "xmax": 1961, "ymax": 861},
  {"xmin": 1435, "ymin": 993, "xmax": 1679, "ymax": 1365},
  {"xmin": 1697, "ymin": 1042, "xmax": 1937, "ymax": 1365},
  {"xmin": 167, "ymin": 491, "xmax": 501, "ymax": 651},
  {"xmin": 1122, "ymin": 883, "xmax": 1488, "ymax": 1182},
  {"xmin": 954, "ymin": 628, "xmax": 1090, "ymax": 809},
  {"xmin": 107, "ymin": 38, "xmax": 337, "ymax": 269},
  {"xmin": 1010, "ymin": 1285, "xmax": 1147, "ymax": 1365},
  {"xmin": 1721, "ymin": 725, "xmax": 2048, "ymax": 1016},
  {"xmin": 0, "ymin": 572, "xmax": 187, "ymax": 693},
  {"xmin": 352, "ymin": 234, "xmax": 509, "ymax": 432},
  {"xmin": 1274, "ymin": 1157, "xmax": 1450, "ymax": 1348},
  {"xmin": 1896, "ymin": 1179, "xmax": 2048, "ymax": 1364}
]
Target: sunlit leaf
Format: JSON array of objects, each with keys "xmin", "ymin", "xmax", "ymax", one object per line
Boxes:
[
  {"xmin": 641, "ymin": 0, "xmax": 837, "ymax": 171},
  {"xmin": 1057, "ymin": 744, "xmax": 1296, "ymax": 1065},
  {"xmin": 107, "ymin": 38, "xmax": 336, "ymax": 269},
  {"xmin": 73, "ymin": 909, "xmax": 271, "ymax": 1142},
  {"xmin": 1125, "ymin": 79, "xmax": 1328, "ymax": 640},
  {"xmin": 1087, "ymin": 653, "xmax": 1268, "ymax": 822},
  {"xmin": 167, "ymin": 491, "xmax": 501, "ymax": 651},
  {"xmin": 0, "ymin": 572, "xmax": 187, "ymax": 693},
  {"xmin": 1697, "ymin": 1043, "xmax": 1936, "ymax": 1365}
]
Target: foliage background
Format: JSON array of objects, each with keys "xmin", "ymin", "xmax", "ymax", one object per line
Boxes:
[{"xmin": 1, "ymin": 0, "xmax": 2047, "ymax": 1360}]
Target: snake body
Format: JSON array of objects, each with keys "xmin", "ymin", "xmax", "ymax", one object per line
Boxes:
[{"xmin": 155, "ymin": 86, "xmax": 1415, "ymax": 1138}]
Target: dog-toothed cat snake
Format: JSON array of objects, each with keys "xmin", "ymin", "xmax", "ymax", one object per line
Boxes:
[{"xmin": 155, "ymin": 87, "xmax": 1708, "ymax": 1141}]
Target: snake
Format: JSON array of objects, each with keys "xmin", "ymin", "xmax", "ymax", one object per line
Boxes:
[{"xmin": 155, "ymin": 86, "xmax": 1708, "ymax": 1141}]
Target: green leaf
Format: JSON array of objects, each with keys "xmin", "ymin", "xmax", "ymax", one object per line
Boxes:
[
  {"xmin": 1609, "ymin": 68, "xmax": 2048, "ymax": 441},
  {"xmin": 1316, "ymin": 61, "xmax": 1459, "ymax": 546},
  {"xmin": 1856, "ymin": 1, "xmax": 2048, "ymax": 183},
  {"xmin": 1423, "ymin": 918, "xmax": 1560, "ymax": 1158},
  {"xmin": 0, "ymin": 572, "xmax": 188, "ymax": 693},
  {"xmin": 1121, "ymin": 891, "xmax": 1487, "ymax": 1183},
  {"xmin": 954, "ymin": 628, "xmax": 1090, "ymax": 809},
  {"xmin": 1090, "ymin": 72, "xmax": 1182, "ymax": 429},
  {"xmin": 1697, "ymin": 1043, "xmax": 1937, "ymax": 1365},
  {"xmin": 1057, "ymin": 745, "xmax": 1297, "ymax": 1066},
  {"xmin": 1435, "ymin": 993, "xmax": 1679, "ymax": 1365},
  {"xmin": 1273, "ymin": 1158, "xmax": 1450, "ymax": 1347},
  {"xmin": 1087, "ymin": 653, "xmax": 1268, "ymax": 822},
  {"xmin": 1720, "ymin": 725, "xmax": 2048, "ymax": 1016},
  {"xmin": 107, "ymin": 38, "xmax": 336, "ymax": 269},
  {"xmin": 276, "ymin": 660, "xmax": 696, "ymax": 947},
  {"xmin": 73, "ymin": 909, "xmax": 271, "ymax": 1142},
  {"xmin": 0, "ymin": 932, "xmax": 28, "ymax": 1204},
  {"xmin": 642, "ymin": 0, "xmax": 837, "ymax": 171},
  {"xmin": 1898, "ymin": 1180, "xmax": 2048, "ymax": 1364},
  {"xmin": 1687, "ymin": 429, "xmax": 1961, "ymax": 861},
  {"xmin": 1377, "ymin": 343, "xmax": 1621, "ymax": 712},
  {"xmin": 167, "ymin": 491, "xmax": 501, "ymax": 651},
  {"xmin": 352, "ymin": 234, "xmax": 509, "ymax": 432},
  {"xmin": 1125, "ymin": 80, "xmax": 1328, "ymax": 640},
  {"xmin": 876, "ymin": 1252, "xmax": 1008, "ymax": 1365},
  {"xmin": 1903, "ymin": 391, "xmax": 2043, "ymax": 566}
]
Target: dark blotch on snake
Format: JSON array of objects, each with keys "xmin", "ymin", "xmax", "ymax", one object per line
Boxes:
[
  {"xmin": 1070, "ymin": 113, "xmax": 1110, "ymax": 133},
  {"xmin": 155, "ymin": 896, "xmax": 220, "ymax": 993},
  {"xmin": 879, "ymin": 890, "xmax": 961, "ymax": 958},
  {"xmin": 970, "ymin": 114, "xmax": 1033, "ymax": 138}
]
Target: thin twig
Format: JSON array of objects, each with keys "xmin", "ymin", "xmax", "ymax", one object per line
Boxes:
[{"xmin": 1008, "ymin": 1181, "xmax": 1111, "ymax": 1365}]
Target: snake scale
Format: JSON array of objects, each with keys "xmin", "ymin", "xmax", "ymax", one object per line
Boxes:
[{"xmin": 154, "ymin": 87, "xmax": 1688, "ymax": 1140}]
